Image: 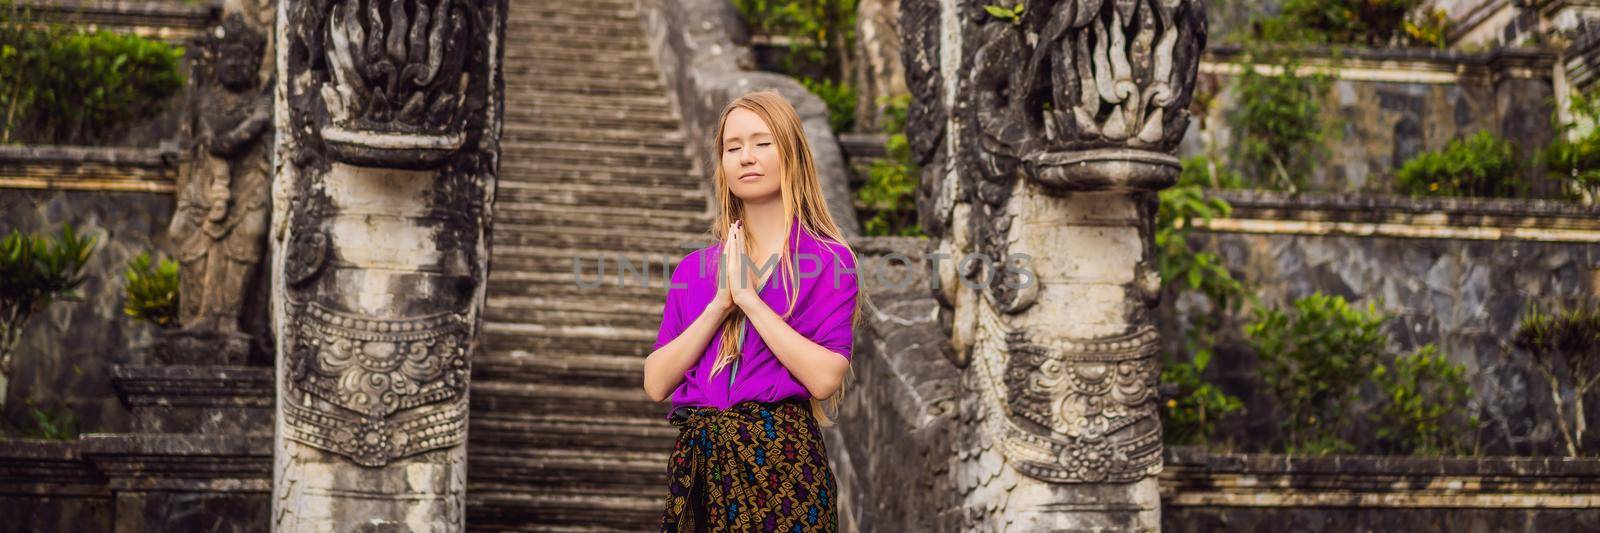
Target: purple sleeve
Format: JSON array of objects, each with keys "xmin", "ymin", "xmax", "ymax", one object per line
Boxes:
[
  {"xmin": 813, "ymin": 247, "xmax": 859, "ymax": 360},
  {"xmin": 653, "ymin": 250, "xmax": 696, "ymax": 353}
]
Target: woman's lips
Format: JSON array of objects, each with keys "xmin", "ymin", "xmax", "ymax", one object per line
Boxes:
[{"xmin": 739, "ymin": 173, "xmax": 761, "ymax": 181}]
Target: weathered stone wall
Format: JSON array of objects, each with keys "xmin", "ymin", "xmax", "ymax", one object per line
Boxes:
[
  {"xmin": 1184, "ymin": 46, "xmax": 1562, "ymax": 197},
  {"xmin": 0, "ymin": 147, "xmax": 275, "ymax": 436},
  {"xmin": 636, "ymin": 0, "xmax": 861, "ymax": 236},
  {"xmin": 1161, "ymin": 447, "xmax": 1600, "ymax": 532},
  {"xmin": 1182, "ymin": 191, "xmax": 1600, "ymax": 456},
  {"xmin": 822, "ymin": 236, "xmax": 962, "ymax": 532}
]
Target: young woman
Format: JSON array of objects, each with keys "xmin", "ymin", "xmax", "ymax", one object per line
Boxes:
[{"xmin": 642, "ymin": 90, "xmax": 862, "ymax": 532}]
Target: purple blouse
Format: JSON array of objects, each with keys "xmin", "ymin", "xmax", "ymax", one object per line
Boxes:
[{"xmin": 652, "ymin": 223, "xmax": 859, "ymax": 417}]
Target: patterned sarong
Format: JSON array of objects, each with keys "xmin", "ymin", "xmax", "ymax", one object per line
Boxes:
[{"xmin": 660, "ymin": 398, "xmax": 838, "ymax": 532}]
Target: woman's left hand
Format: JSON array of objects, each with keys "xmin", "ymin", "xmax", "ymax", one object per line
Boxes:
[{"xmin": 727, "ymin": 220, "xmax": 764, "ymax": 310}]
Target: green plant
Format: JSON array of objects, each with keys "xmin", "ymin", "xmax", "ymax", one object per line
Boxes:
[
  {"xmin": 1540, "ymin": 90, "xmax": 1600, "ymax": 203},
  {"xmin": 1370, "ymin": 344, "xmax": 1478, "ymax": 456},
  {"xmin": 1246, "ymin": 293, "xmax": 1389, "ymax": 454},
  {"xmin": 0, "ymin": 224, "xmax": 97, "ymax": 408},
  {"xmin": 1157, "ymin": 157, "xmax": 1250, "ymax": 446},
  {"xmin": 983, "ymin": 2, "xmax": 1025, "ymax": 24},
  {"xmin": 1395, "ymin": 130, "xmax": 1523, "ymax": 198},
  {"xmin": 122, "ymin": 251, "xmax": 178, "ymax": 328},
  {"xmin": 1251, "ymin": 0, "xmax": 1425, "ymax": 46},
  {"xmin": 799, "ymin": 76, "xmax": 856, "ymax": 133},
  {"xmin": 1227, "ymin": 50, "xmax": 1334, "ymax": 191},
  {"xmin": 1162, "ymin": 345, "xmax": 1245, "ymax": 446},
  {"xmin": 20, "ymin": 405, "xmax": 78, "ymax": 440},
  {"xmin": 857, "ymin": 95, "xmax": 922, "ymax": 237},
  {"xmin": 1403, "ymin": 8, "xmax": 1451, "ymax": 49},
  {"xmin": 732, "ymin": 0, "xmax": 857, "ymax": 80},
  {"xmin": 1158, "ymin": 162, "xmax": 1245, "ymax": 308},
  {"xmin": 1512, "ymin": 301, "xmax": 1600, "ymax": 457},
  {"xmin": 0, "ymin": 1, "xmax": 185, "ymax": 144}
]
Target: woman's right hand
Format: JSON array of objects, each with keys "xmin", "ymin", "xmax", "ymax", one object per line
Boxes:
[{"xmin": 709, "ymin": 220, "xmax": 740, "ymax": 315}]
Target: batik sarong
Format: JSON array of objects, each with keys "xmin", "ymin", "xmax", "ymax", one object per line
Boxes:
[{"xmin": 660, "ymin": 398, "xmax": 838, "ymax": 532}]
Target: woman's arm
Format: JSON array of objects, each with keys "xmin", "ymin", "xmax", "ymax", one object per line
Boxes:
[
  {"xmin": 740, "ymin": 298, "xmax": 850, "ymax": 400},
  {"xmin": 642, "ymin": 301, "xmax": 732, "ymax": 403}
]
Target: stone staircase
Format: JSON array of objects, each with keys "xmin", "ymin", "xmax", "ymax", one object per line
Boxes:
[{"xmin": 467, "ymin": 0, "xmax": 711, "ymax": 529}]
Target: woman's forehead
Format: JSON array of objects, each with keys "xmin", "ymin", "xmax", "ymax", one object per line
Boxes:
[{"xmin": 723, "ymin": 109, "xmax": 773, "ymax": 141}]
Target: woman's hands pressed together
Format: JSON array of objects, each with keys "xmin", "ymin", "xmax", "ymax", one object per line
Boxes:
[{"xmin": 715, "ymin": 219, "xmax": 765, "ymax": 313}]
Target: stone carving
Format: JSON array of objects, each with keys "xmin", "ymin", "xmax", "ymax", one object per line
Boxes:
[
  {"xmin": 282, "ymin": 301, "xmax": 470, "ymax": 466},
  {"xmin": 272, "ymin": 0, "xmax": 501, "ymax": 528},
  {"xmin": 998, "ymin": 325, "xmax": 1162, "ymax": 482},
  {"xmin": 298, "ymin": 0, "xmax": 486, "ymax": 168},
  {"xmin": 168, "ymin": 14, "xmax": 272, "ymax": 352},
  {"xmin": 913, "ymin": 0, "xmax": 1203, "ymax": 528}
]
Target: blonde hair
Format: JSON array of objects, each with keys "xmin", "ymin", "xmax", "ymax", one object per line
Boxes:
[{"xmin": 707, "ymin": 90, "xmax": 862, "ymax": 427}]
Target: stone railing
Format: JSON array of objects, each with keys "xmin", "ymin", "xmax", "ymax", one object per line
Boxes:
[
  {"xmin": 635, "ymin": 0, "xmax": 860, "ymax": 235},
  {"xmin": 1162, "ymin": 446, "xmax": 1600, "ymax": 531},
  {"xmin": 1194, "ymin": 189, "xmax": 1600, "ymax": 243},
  {"xmin": 0, "ymin": 145, "xmax": 179, "ymax": 193},
  {"xmin": 16, "ymin": 0, "xmax": 218, "ymax": 44}
]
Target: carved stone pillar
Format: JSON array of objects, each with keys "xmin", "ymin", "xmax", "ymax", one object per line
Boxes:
[
  {"xmin": 269, "ymin": 0, "xmax": 504, "ymax": 530},
  {"xmin": 909, "ymin": 0, "xmax": 1205, "ymax": 530}
]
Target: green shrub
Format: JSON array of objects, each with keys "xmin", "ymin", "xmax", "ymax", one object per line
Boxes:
[
  {"xmin": 0, "ymin": 2, "xmax": 185, "ymax": 144},
  {"xmin": 1248, "ymin": 292, "xmax": 1479, "ymax": 455},
  {"xmin": 1540, "ymin": 91, "xmax": 1600, "ymax": 202},
  {"xmin": 1227, "ymin": 51, "xmax": 1334, "ymax": 191},
  {"xmin": 1370, "ymin": 344, "xmax": 1478, "ymax": 456},
  {"xmin": 122, "ymin": 251, "xmax": 178, "ymax": 328},
  {"xmin": 1395, "ymin": 130, "xmax": 1523, "ymax": 198},
  {"xmin": 857, "ymin": 95, "xmax": 921, "ymax": 237},
  {"xmin": 732, "ymin": 0, "xmax": 857, "ymax": 80},
  {"xmin": 1251, "ymin": 0, "xmax": 1427, "ymax": 47},
  {"xmin": 799, "ymin": 76, "xmax": 856, "ymax": 133},
  {"xmin": 0, "ymin": 224, "xmax": 97, "ymax": 407},
  {"xmin": 1246, "ymin": 293, "xmax": 1390, "ymax": 454},
  {"xmin": 1512, "ymin": 301, "xmax": 1600, "ymax": 457},
  {"xmin": 1162, "ymin": 345, "xmax": 1246, "ymax": 447}
]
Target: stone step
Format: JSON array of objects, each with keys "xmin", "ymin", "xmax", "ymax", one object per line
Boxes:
[
  {"xmin": 506, "ymin": 2, "xmax": 640, "ymax": 21},
  {"xmin": 494, "ymin": 182, "xmax": 702, "ymax": 212},
  {"xmin": 513, "ymin": 27, "xmax": 650, "ymax": 48},
  {"xmin": 506, "ymin": 11, "xmax": 644, "ymax": 32},
  {"xmin": 466, "ymin": 490, "xmax": 660, "ymax": 531},
  {"xmin": 486, "ymin": 244, "xmax": 702, "ymax": 284},
  {"xmin": 491, "ymin": 221, "xmax": 708, "ymax": 254},
  {"xmin": 469, "ymin": 411, "xmax": 677, "ymax": 456},
  {"xmin": 500, "ymin": 149, "xmax": 694, "ymax": 174},
  {"xmin": 503, "ymin": 46, "xmax": 658, "ymax": 67},
  {"xmin": 471, "ymin": 380, "xmax": 669, "ymax": 420},
  {"xmin": 473, "ymin": 349, "xmax": 649, "ymax": 388},
  {"xmin": 496, "ymin": 163, "xmax": 702, "ymax": 190},
  {"xmin": 502, "ymin": 58, "xmax": 662, "ymax": 78},
  {"xmin": 493, "ymin": 203, "xmax": 708, "ymax": 233},
  {"xmin": 486, "ymin": 293, "xmax": 664, "ymax": 327},
  {"xmin": 502, "ymin": 107, "xmax": 680, "ymax": 131},
  {"xmin": 508, "ymin": 76, "xmax": 665, "ymax": 97},
  {"xmin": 468, "ymin": 448, "xmax": 667, "ymax": 501},
  {"xmin": 501, "ymin": 124, "xmax": 687, "ymax": 149},
  {"xmin": 505, "ymin": 89, "xmax": 670, "ymax": 110},
  {"xmin": 486, "ymin": 254, "xmax": 689, "ymax": 288},
  {"xmin": 506, "ymin": 35, "xmax": 649, "ymax": 54},
  {"xmin": 483, "ymin": 291, "xmax": 665, "ymax": 323},
  {"xmin": 485, "ymin": 271, "xmax": 683, "ymax": 302},
  {"xmin": 481, "ymin": 322, "xmax": 658, "ymax": 356}
]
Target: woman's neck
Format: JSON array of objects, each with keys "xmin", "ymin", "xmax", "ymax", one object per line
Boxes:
[{"xmin": 741, "ymin": 198, "xmax": 788, "ymax": 258}]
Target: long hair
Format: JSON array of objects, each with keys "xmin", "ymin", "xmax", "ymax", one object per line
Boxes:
[{"xmin": 706, "ymin": 90, "xmax": 862, "ymax": 427}]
